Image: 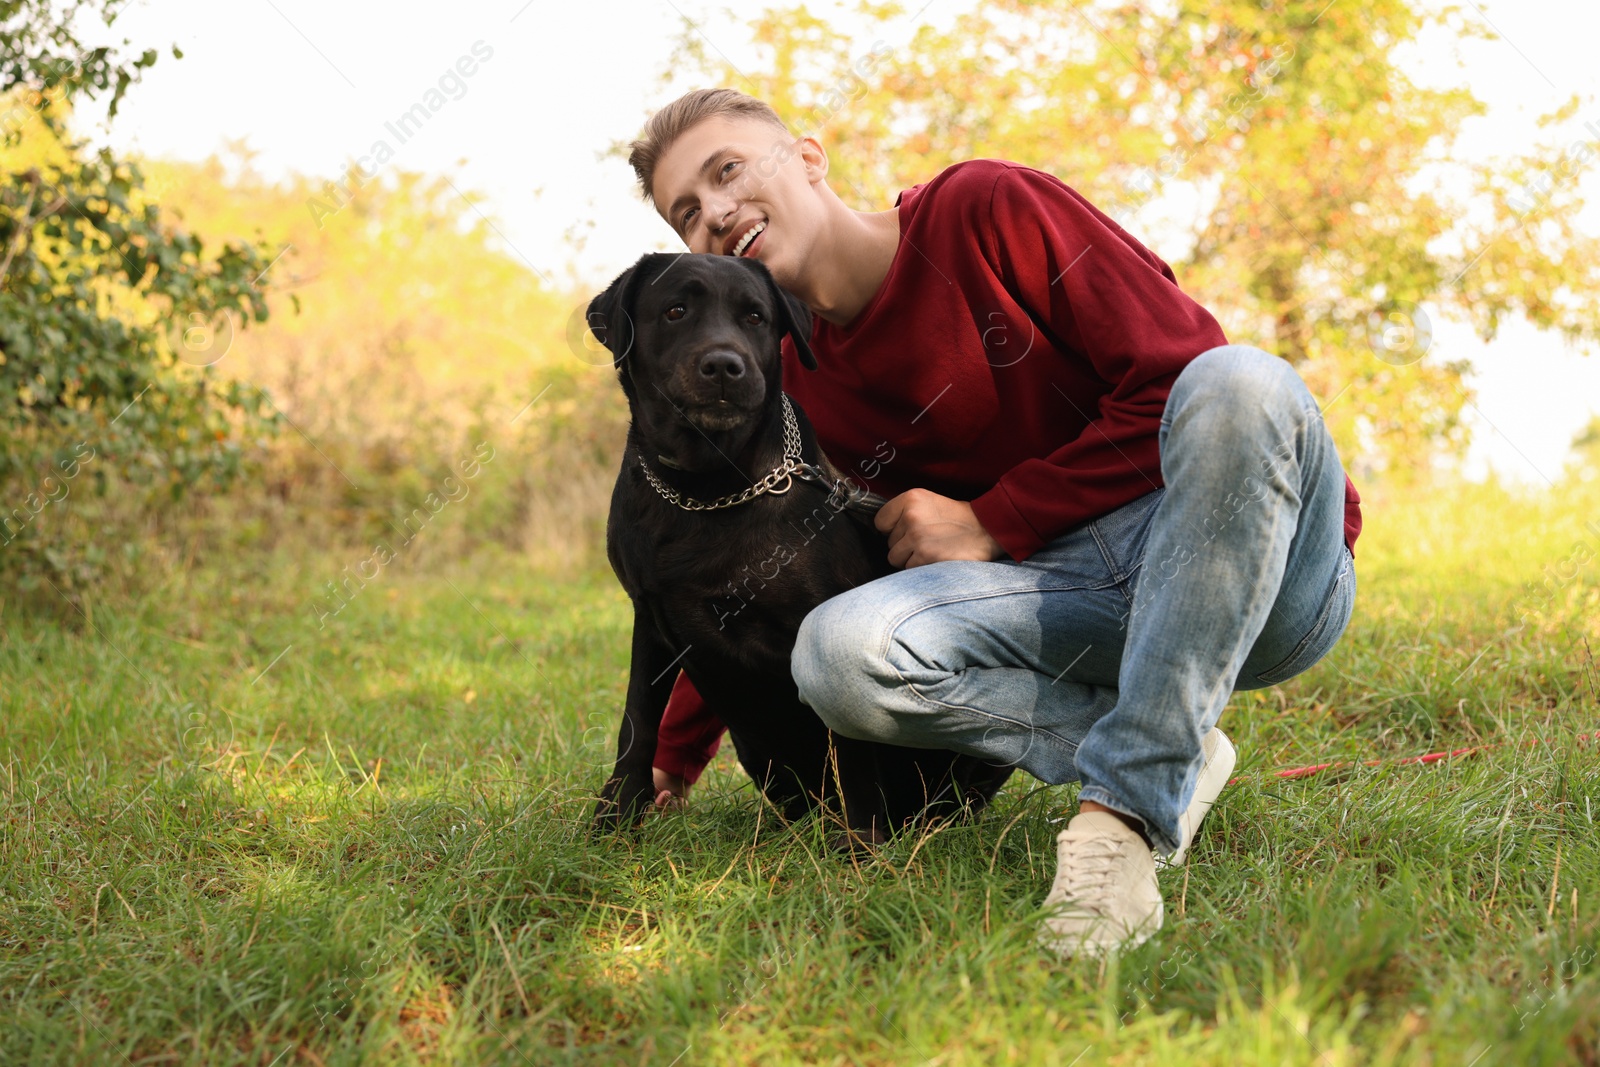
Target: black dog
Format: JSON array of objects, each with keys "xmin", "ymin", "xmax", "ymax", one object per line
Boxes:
[{"xmin": 586, "ymin": 252, "xmax": 1012, "ymax": 843}]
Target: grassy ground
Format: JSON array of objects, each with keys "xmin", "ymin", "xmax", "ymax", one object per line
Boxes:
[{"xmin": 2, "ymin": 476, "xmax": 1598, "ymax": 1065}]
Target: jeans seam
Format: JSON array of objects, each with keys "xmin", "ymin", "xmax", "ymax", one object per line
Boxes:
[
  {"xmin": 1083, "ymin": 489, "xmax": 1164, "ymax": 604},
  {"xmin": 1087, "ymin": 522, "xmax": 1134, "ymax": 600},
  {"xmin": 872, "ymin": 579, "xmax": 1123, "ymax": 668},
  {"xmin": 874, "ymin": 582, "xmax": 1122, "ymax": 685},
  {"xmin": 874, "ymin": 586, "xmax": 1101, "ymax": 763},
  {"xmin": 881, "ymin": 653, "xmax": 1082, "ymax": 766}
]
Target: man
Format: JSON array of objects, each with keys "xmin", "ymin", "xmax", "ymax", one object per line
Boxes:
[{"xmin": 623, "ymin": 88, "xmax": 1360, "ymax": 958}]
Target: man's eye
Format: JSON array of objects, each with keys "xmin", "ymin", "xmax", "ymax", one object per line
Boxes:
[
  {"xmin": 745, "ymin": 311, "xmax": 763, "ymax": 325},
  {"xmin": 720, "ymin": 160, "xmax": 739, "ymax": 178},
  {"xmin": 665, "ymin": 305, "xmax": 687, "ymax": 321},
  {"xmin": 681, "ymin": 206, "xmax": 698, "ymax": 229}
]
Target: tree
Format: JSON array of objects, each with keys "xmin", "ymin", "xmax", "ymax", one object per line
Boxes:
[
  {"xmin": 0, "ymin": 0, "xmax": 278, "ymax": 596},
  {"xmin": 664, "ymin": 0, "xmax": 1600, "ymax": 477}
]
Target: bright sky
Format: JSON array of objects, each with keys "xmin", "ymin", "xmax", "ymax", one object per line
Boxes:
[{"xmin": 86, "ymin": 0, "xmax": 1600, "ymax": 484}]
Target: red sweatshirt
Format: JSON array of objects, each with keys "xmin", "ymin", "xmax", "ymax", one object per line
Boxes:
[{"xmin": 651, "ymin": 159, "xmax": 1363, "ymax": 783}]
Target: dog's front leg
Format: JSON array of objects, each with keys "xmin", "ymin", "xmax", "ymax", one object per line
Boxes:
[
  {"xmin": 830, "ymin": 733, "xmax": 895, "ymax": 850},
  {"xmin": 591, "ymin": 601, "xmax": 679, "ymax": 833}
]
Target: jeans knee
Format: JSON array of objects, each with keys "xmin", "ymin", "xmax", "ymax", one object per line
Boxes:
[
  {"xmin": 1172, "ymin": 346, "xmax": 1310, "ymax": 419},
  {"xmin": 1166, "ymin": 345, "xmax": 1319, "ymax": 455},
  {"xmin": 792, "ymin": 593, "xmax": 885, "ymax": 739}
]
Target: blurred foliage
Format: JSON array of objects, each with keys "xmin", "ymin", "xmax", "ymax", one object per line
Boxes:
[
  {"xmin": 0, "ymin": 7, "xmax": 631, "ymax": 613},
  {"xmin": 666, "ymin": 0, "xmax": 1600, "ymax": 481},
  {"xmin": 1, "ymin": 0, "xmax": 156, "ymax": 118},
  {"xmin": 1573, "ymin": 414, "xmax": 1600, "ymax": 476},
  {"xmin": 0, "ymin": 0, "xmax": 278, "ymax": 602},
  {"xmin": 144, "ymin": 148, "xmax": 575, "ymax": 462},
  {"xmin": 139, "ymin": 147, "xmax": 627, "ymax": 574}
]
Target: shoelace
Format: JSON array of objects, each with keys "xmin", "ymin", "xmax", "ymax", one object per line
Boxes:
[{"xmin": 1052, "ymin": 834, "xmax": 1128, "ymax": 907}]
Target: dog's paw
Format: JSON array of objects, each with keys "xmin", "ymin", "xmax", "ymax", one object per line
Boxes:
[
  {"xmin": 590, "ymin": 774, "xmax": 654, "ymax": 835},
  {"xmin": 828, "ymin": 824, "xmax": 890, "ymax": 858}
]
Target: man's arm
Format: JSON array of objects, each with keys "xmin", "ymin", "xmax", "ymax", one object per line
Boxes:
[
  {"xmin": 652, "ymin": 671, "xmax": 724, "ymax": 805},
  {"xmin": 964, "ymin": 165, "xmax": 1229, "ymax": 561}
]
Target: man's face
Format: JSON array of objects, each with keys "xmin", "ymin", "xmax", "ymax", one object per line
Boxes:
[{"xmin": 651, "ymin": 115, "xmax": 825, "ymax": 289}]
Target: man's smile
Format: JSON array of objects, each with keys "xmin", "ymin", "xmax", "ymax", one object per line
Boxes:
[{"xmin": 725, "ymin": 219, "xmax": 767, "ymax": 257}]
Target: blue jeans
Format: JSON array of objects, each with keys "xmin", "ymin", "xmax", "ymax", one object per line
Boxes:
[{"xmin": 791, "ymin": 345, "xmax": 1357, "ymax": 855}]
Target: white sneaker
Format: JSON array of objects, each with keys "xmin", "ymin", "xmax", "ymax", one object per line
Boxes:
[
  {"xmin": 1038, "ymin": 810, "xmax": 1163, "ymax": 959},
  {"xmin": 1158, "ymin": 727, "xmax": 1238, "ymax": 868}
]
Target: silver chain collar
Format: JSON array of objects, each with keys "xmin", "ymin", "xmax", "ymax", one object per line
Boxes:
[{"xmin": 638, "ymin": 394, "xmax": 809, "ymax": 512}]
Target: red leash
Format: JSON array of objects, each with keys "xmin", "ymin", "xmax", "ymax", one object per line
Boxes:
[{"xmin": 1231, "ymin": 730, "xmax": 1600, "ymax": 785}]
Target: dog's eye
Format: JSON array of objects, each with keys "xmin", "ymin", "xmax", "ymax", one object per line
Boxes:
[
  {"xmin": 745, "ymin": 311, "xmax": 763, "ymax": 325},
  {"xmin": 665, "ymin": 305, "xmax": 686, "ymax": 321}
]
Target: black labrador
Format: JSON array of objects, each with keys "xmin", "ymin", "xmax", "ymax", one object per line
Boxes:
[{"xmin": 586, "ymin": 252, "xmax": 1012, "ymax": 844}]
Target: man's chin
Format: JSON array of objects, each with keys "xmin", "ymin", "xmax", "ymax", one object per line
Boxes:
[{"xmin": 751, "ymin": 249, "xmax": 790, "ymax": 285}]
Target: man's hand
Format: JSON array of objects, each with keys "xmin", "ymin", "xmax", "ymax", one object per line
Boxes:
[
  {"xmin": 875, "ymin": 489, "xmax": 1008, "ymax": 569},
  {"xmin": 652, "ymin": 767, "xmax": 689, "ymax": 810}
]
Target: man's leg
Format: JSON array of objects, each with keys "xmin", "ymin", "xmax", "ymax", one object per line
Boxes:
[
  {"xmin": 791, "ymin": 492, "xmax": 1154, "ymax": 786},
  {"xmin": 1070, "ymin": 344, "xmax": 1354, "ymax": 855},
  {"xmin": 793, "ymin": 346, "xmax": 1350, "ymax": 789},
  {"xmin": 1037, "ymin": 344, "xmax": 1354, "ymax": 957},
  {"xmin": 792, "ymin": 343, "xmax": 1356, "ymax": 954}
]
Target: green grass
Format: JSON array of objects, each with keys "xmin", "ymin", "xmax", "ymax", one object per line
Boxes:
[{"xmin": 2, "ymin": 477, "xmax": 1598, "ymax": 1065}]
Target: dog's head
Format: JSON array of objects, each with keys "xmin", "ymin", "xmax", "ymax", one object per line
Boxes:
[{"xmin": 586, "ymin": 252, "xmax": 815, "ymax": 469}]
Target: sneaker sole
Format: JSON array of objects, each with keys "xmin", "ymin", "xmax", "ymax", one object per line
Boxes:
[
  {"xmin": 1158, "ymin": 728, "xmax": 1237, "ymax": 869},
  {"xmin": 1038, "ymin": 904, "xmax": 1164, "ymax": 958}
]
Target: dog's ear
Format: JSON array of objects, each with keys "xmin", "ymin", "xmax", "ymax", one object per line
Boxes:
[
  {"xmin": 749, "ymin": 259, "xmax": 817, "ymax": 370},
  {"xmin": 586, "ymin": 258, "xmax": 647, "ymax": 370}
]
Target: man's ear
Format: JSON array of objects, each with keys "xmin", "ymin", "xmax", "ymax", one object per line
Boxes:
[
  {"xmin": 749, "ymin": 259, "xmax": 816, "ymax": 370},
  {"xmin": 586, "ymin": 257, "xmax": 647, "ymax": 369},
  {"xmin": 796, "ymin": 134, "xmax": 829, "ymax": 186}
]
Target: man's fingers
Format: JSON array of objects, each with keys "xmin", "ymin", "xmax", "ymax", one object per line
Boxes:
[
  {"xmin": 873, "ymin": 494, "xmax": 899, "ymax": 533},
  {"xmin": 879, "ymin": 490, "xmax": 1004, "ymax": 569},
  {"xmin": 874, "ymin": 489, "xmax": 916, "ymax": 533},
  {"xmin": 887, "ymin": 526, "xmax": 931, "ymax": 569},
  {"xmin": 883, "ymin": 517, "xmax": 907, "ymax": 553}
]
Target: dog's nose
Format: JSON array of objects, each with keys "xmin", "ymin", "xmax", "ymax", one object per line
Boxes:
[{"xmin": 697, "ymin": 350, "xmax": 746, "ymax": 381}]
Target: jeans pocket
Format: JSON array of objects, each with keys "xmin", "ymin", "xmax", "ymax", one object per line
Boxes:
[
  {"xmin": 1088, "ymin": 488, "xmax": 1164, "ymax": 588},
  {"xmin": 1253, "ymin": 549, "xmax": 1356, "ymax": 686}
]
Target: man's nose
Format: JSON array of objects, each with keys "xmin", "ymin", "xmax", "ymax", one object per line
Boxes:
[{"xmin": 704, "ymin": 193, "xmax": 738, "ymax": 236}]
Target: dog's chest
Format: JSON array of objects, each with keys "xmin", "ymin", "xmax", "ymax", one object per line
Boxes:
[{"xmin": 617, "ymin": 499, "xmax": 883, "ymax": 673}]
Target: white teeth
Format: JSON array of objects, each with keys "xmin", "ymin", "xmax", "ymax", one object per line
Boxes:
[{"xmin": 731, "ymin": 221, "xmax": 766, "ymax": 257}]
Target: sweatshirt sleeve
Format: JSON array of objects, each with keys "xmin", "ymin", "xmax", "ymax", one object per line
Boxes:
[
  {"xmin": 968, "ymin": 165, "xmax": 1230, "ymax": 560},
  {"xmin": 654, "ymin": 671, "xmax": 724, "ymax": 784}
]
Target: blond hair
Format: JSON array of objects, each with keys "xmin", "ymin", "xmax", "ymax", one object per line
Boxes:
[{"xmin": 627, "ymin": 88, "xmax": 788, "ymax": 203}]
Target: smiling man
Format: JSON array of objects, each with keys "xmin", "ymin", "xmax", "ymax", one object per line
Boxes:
[{"xmin": 624, "ymin": 88, "xmax": 1361, "ymax": 958}]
